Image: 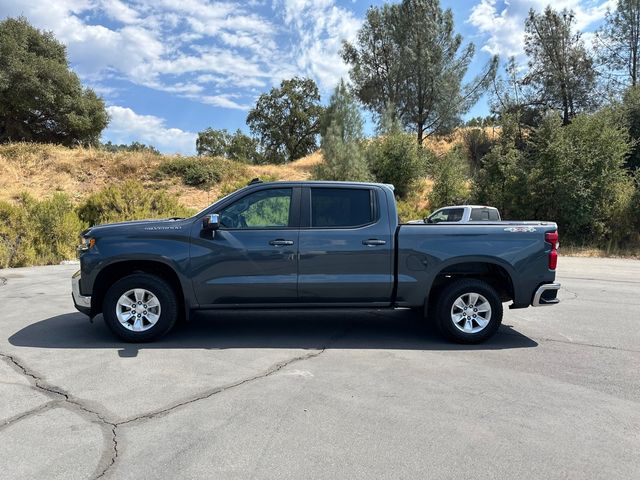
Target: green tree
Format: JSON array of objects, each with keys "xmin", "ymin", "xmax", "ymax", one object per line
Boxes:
[
  {"xmin": 227, "ymin": 129, "xmax": 261, "ymax": 163},
  {"xmin": 473, "ymin": 115, "xmax": 528, "ymax": 218},
  {"xmin": 491, "ymin": 57, "xmax": 543, "ymax": 140},
  {"xmin": 0, "ymin": 17, "xmax": 108, "ymax": 145},
  {"xmin": 620, "ymin": 85, "xmax": 640, "ymax": 170},
  {"xmin": 247, "ymin": 77, "xmax": 324, "ymax": 164},
  {"xmin": 101, "ymin": 141, "xmax": 159, "ymax": 154},
  {"xmin": 196, "ymin": 128, "xmax": 230, "ymax": 157},
  {"xmin": 428, "ymin": 147, "xmax": 470, "ymax": 208},
  {"xmin": 524, "ymin": 7, "xmax": 597, "ymax": 125},
  {"xmin": 314, "ymin": 80, "xmax": 370, "ymax": 181},
  {"xmin": 196, "ymin": 128, "xmax": 260, "ymax": 163},
  {"xmin": 461, "ymin": 128, "xmax": 495, "ymax": 174},
  {"xmin": 595, "ymin": 0, "xmax": 640, "ymax": 90},
  {"xmin": 526, "ymin": 111, "xmax": 632, "ymax": 242},
  {"xmin": 342, "ymin": 0, "xmax": 497, "ymax": 143},
  {"xmin": 367, "ymin": 129, "xmax": 424, "ymax": 198}
]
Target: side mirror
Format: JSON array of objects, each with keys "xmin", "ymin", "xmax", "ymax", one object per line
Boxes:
[
  {"xmin": 425, "ymin": 217, "xmax": 433, "ymax": 224},
  {"xmin": 202, "ymin": 213, "xmax": 220, "ymax": 232}
]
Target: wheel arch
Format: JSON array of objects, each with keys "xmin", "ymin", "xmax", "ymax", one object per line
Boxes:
[
  {"xmin": 427, "ymin": 259, "xmax": 515, "ymax": 310},
  {"xmin": 91, "ymin": 260, "xmax": 185, "ymax": 317}
]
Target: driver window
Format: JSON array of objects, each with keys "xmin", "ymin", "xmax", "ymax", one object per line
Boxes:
[
  {"xmin": 430, "ymin": 209, "xmax": 450, "ymax": 223},
  {"xmin": 218, "ymin": 188, "xmax": 292, "ymax": 229}
]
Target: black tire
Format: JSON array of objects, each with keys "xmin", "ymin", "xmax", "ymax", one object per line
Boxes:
[
  {"xmin": 434, "ymin": 279, "xmax": 503, "ymax": 344},
  {"xmin": 102, "ymin": 274, "xmax": 178, "ymax": 342}
]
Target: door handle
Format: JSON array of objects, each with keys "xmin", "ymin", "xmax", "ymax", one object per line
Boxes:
[
  {"xmin": 269, "ymin": 239, "xmax": 294, "ymax": 246},
  {"xmin": 362, "ymin": 239, "xmax": 386, "ymax": 246}
]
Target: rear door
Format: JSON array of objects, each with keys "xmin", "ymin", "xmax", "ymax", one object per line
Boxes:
[{"xmin": 297, "ymin": 186, "xmax": 394, "ymax": 305}]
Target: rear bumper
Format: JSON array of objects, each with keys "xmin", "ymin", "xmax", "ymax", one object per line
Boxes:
[
  {"xmin": 532, "ymin": 282, "xmax": 561, "ymax": 306},
  {"xmin": 72, "ymin": 270, "xmax": 91, "ymax": 316}
]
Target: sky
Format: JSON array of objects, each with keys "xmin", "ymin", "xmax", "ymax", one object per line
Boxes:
[{"xmin": 0, "ymin": 0, "xmax": 617, "ymax": 154}]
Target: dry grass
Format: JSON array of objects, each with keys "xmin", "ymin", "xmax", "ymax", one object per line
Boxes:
[
  {"xmin": 561, "ymin": 245, "xmax": 640, "ymax": 260},
  {"xmin": 423, "ymin": 126, "xmax": 499, "ymax": 156},
  {"xmin": 0, "ymin": 143, "xmax": 325, "ymax": 211}
]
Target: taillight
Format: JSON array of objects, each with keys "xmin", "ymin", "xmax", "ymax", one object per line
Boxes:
[{"xmin": 545, "ymin": 231, "xmax": 559, "ymax": 270}]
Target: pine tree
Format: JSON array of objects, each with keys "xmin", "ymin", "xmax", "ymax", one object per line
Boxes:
[{"xmin": 314, "ymin": 80, "xmax": 370, "ymax": 181}]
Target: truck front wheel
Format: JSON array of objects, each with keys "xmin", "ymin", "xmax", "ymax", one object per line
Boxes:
[
  {"xmin": 434, "ymin": 279, "xmax": 503, "ymax": 344},
  {"xmin": 102, "ymin": 274, "xmax": 178, "ymax": 342}
]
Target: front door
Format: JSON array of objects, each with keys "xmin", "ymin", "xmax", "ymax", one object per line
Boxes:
[
  {"xmin": 191, "ymin": 187, "xmax": 300, "ymax": 306},
  {"xmin": 298, "ymin": 186, "xmax": 394, "ymax": 304}
]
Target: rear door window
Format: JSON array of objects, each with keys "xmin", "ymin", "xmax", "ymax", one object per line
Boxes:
[
  {"xmin": 311, "ymin": 188, "xmax": 374, "ymax": 228},
  {"xmin": 471, "ymin": 208, "xmax": 500, "ymax": 221}
]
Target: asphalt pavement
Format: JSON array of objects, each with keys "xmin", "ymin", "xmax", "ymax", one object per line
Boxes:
[{"xmin": 0, "ymin": 256, "xmax": 639, "ymax": 479}]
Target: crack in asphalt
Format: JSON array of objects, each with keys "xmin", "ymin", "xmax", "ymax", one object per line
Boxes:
[
  {"xmin": 560, "ymin": 285, "xmax": 579, "ymax": 301},
  {"xmin": 0, "ymin": 401, "xmax": 58, "ymax": 431},
  {"xmin": 117, "ymin": 348, "xmax": 327, "ymax": 427},
  {"xmin": 0, "ymin": 327, "xmax": 348, "ymax": 479},
  {"xmin": 0, "ymin": 276, "xmax": 6, "ymax": 287},
  {"xmin": 0, "ymin": 352, "xmax": 118, "ymax": 479}
]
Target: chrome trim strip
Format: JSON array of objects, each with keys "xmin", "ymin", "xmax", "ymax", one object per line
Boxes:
[
  {"xmin": 532, "ymin": 282, "xmax": 561, "ymax": 307},
  {"xmin": 72, "ymin": 270, "xmax": 91, "ymax": 308}
]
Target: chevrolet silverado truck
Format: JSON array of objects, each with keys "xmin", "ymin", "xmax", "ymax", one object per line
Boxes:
[{"xmin": 72, "ymin": 180, "xmax": 560, "ymax": 344}]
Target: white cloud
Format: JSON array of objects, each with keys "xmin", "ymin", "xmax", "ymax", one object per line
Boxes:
[
  {"xmin": 468, "ymin": 0, "xmax": 616, "ymax": 58},
  {"xmin": 104, "ymin": 106, "xmax": 197, "ymax": 154},
  {"xmin": 277, "ymin": 0, "xmax": 361, "ymax": 91},
  {"xmin": 0, "ymin": 0, "xmax": 360, "ymax": 110}
]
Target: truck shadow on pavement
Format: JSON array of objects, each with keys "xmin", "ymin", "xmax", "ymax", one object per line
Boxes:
[{"xmin": 9, "ymin": 309, "xmax": 537, "ymax": 357}]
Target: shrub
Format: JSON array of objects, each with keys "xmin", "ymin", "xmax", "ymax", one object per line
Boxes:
[
  {"xmin": 156, "ymin": 156, "xmax": 248, "ymax": 188},
  {"xmin": 462, "ymin": 128, "xmax": 496, "ymax": 174},
  {"xmin": 366, "ymin": 131, "xmax": 425, "ymax": 198},
  {"xmin": 77, "ymin": 181, "xmax": 194, "ymax": 226},
  {"xmin": 428, "ymin": 147, "xmax": 471, "ymax": 209},
  {"xmin": 396, "ymin": 197, "xmax": 429, "ymax": 223},
  {"xmin": 0, "ymin": 199, "xmax": 35, "ymax": 268},
  {"xmin": 472, "ymin": 142, "xmax": 528, "ymax": 219},
  {"xmin": 526, "ymin": 112, "xmax": 633, "ymax": 243},
  {"xmin": 0, "ymin": 193, "xmax": 84, "ymax": 267}
]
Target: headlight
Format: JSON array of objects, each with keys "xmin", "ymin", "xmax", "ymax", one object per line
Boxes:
[{"xmin": 78, "ymin": 236, "xmax": 96, "ymax": 252}]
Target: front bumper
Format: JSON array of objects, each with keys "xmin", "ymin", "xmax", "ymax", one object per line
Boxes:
[
  {"xmin": 72, "ymin": 270, "xmax": 92, "ymax": 315},
  {"xmin": 532, "ymin": 282, "xmax": 561, "ymax": 306}
]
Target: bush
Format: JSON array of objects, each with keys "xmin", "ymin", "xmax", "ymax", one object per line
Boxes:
[
  {"xmin": 462, "ymin": 128, "xmax": 496, "ymax": 174},
  {"xmin": 77, "ymin": 181, "xmax": 194, "ymax": 226},
  {"xmin": 475, "ymin": 111, "xmax": 635, "ymax": 244},
  {"xmin": 366, "ymin": 131, "xmax": 425, "ymax": 198},
  {"xmin": 396, "ymin": 197, "xmax": 429, "ymax": 223},
  {"xmin": 526, "ymin": 112, "xmax": 633, "ymax": 243},
  {"xmin": 428, "ymin": 147, "xmax": 471, "ymax": 209},
  {"xmin": 0, "ymin": 199, "xmax": 34, "ymax": 268},
  {"xmin": 156, "ymin": 156, "xmax": 248, "ymax": 188},
  {"xmin": 0, "ymin": 193, "xmax": 84, "ymax": 267},
  {"xmin": 472, "ymin": 142, "xmax": 528, "ymax": 219}
]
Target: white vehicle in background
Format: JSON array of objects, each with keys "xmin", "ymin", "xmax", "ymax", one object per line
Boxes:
[{"xmin": 410, "ymin": 205, "xmax": 502, "ymax": 224}]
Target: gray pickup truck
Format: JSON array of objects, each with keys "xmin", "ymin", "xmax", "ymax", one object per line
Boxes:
[{"xmin": 72, "ymin": 180, "xmax": 560, "ymax": 344}]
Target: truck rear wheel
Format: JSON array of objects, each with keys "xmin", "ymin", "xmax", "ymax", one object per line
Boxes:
[
  {"xmin": 434, "ymin": 279, "xmax": 502, "ymax": 344},
  {"xmin": 102, "ymin": 274, "xmax": 178, "ymax": 342}
]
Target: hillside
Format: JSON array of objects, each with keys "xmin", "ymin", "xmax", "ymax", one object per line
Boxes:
[
  {"xmin": 0, "ymin": 143, "xmax": 325, "ymax": 211},
  {"xmin": 0, "ymin": 142, "xmax": 443, "ymax": 213}
]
